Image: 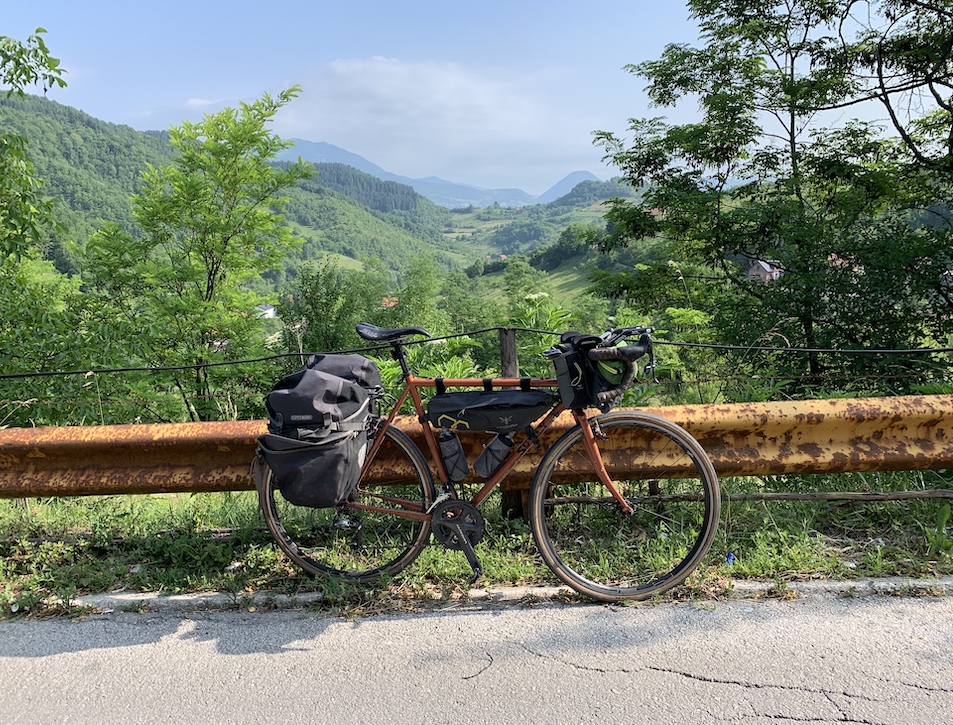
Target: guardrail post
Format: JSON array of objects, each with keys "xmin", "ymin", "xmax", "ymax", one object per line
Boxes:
[
  {"xmin": 498, "ymin": 327, "xmax": 524, "ymax": 517},
  {"xmin": 499, "ymin": 328, "xmax": 518, "ymax": 378}
]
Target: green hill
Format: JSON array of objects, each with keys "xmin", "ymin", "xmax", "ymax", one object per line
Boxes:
[
  {"xmin": 449, "ymin": 178, "xmax": 636, "ymax": 256},
  {"xmin": 0, "ymin": 95, "xmax": 175, "ymax": 271},
  {"xmin": 0, "ymin": 96, "xmax": 476, "ymax": 279},
  {"xmin": 274, "ymin": 182, "xmax": 472, "ymax": 289},
  {"xmin": 0, "ymin": 95, "xmax": 633, "ymax": 303}
]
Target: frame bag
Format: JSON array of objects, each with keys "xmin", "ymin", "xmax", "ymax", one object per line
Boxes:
[
  {"xmin": 427, "ymin": 389, "xmax": 554, "ymax": 433},
  {"xmin": 257, "ymin": 356, "xmax": 380, "ymax": 508}
]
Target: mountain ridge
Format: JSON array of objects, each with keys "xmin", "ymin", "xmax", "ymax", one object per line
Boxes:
[
  {"xmin": 0, "ymin": 96, "xmax": 473, "ymax": 277},
  {"xmin": 277, "ymin": 139, "xmax": 599, "ymax": 209},
  {"xmin": 536, "ymin": 171, "xmax": 601, "ymax": 204}
]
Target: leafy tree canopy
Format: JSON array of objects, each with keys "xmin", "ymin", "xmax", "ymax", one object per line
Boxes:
[
  {"xmin": 0, "ymin": 29, "xmax": 67, "ymax": 259},
  {"xmin": 592, "ymin": 0, "xmax": 953, "ymax": 393},
  {"xmin": 84, "ymin": 88, "xmax": 314, "ymax": 421}
]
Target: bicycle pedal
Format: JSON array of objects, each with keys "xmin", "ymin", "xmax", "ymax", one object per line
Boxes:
[{"xmin": 332, "ymin": 516, "xmax": 362, "ymax": 532}]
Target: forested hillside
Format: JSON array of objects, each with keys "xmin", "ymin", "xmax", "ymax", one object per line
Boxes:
[
  {"xmin": 0, "ymin": 95, "xmax": 641, "ymax": 287},
  {"xmin": 0, "ymin": 95, "xmax": 175, "ymax": 272},
  {"xmin": 0, "ymin": 96, "xmax": 474, "ymax": 279},
  {"xmin": 274, "ymin": 182, "xmax": 468, "ymax": 290}
]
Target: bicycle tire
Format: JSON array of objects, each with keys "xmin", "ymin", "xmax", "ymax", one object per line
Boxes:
[
  {"xmin": 258, "ymin": 424, "xmax": 435, "ymax": 582},
  {"xmin": 529, "ymin": 410, "xmax": 720, "ymax": 602}
]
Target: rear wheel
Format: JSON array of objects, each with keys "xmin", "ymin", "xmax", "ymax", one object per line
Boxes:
[
  {"xmin": 258, "ymin": 424, "xmax": 435, "ymax": 582},
  {"xmin": 529, "ymin": 411, "xmax": 720, "ymax": 601}
]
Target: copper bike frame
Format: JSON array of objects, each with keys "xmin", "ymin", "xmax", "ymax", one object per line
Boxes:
[{"xmin": 348, "ymin": 373, "xmax": 633, "ymax": 520}]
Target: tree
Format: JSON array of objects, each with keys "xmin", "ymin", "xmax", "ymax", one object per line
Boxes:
[
  {"xmin": 502, "ymin": 257, "xmax": 548, "ymax": 314},
  {"xmin": 442, "ymin": 269, "xmax": 501, "ymax": 333},
  {"xmin": 279, "ymin": 256, "xmax": 389, "ymax": 355},
  {"xmin": 0, "ymin": 29, "xmax": 66, "ymax": 259},
  {"xmin": 593, "ymin": 0, "xmax": 953, "ymax": 394},
  {"xmin": 833, "ymin": 0, "xmax": 953, "ymax": 175},
  {"xmin": 84, "ymin": 88, "xmax": 313, "ymax": 421},
  {"xmin": 387, "ymin": 256, "xmax": 450, "ymax": 334}
]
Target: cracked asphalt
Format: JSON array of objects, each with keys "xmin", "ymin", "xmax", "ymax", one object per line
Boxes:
[{"xmin": 1, "ymin": 593, "xmax": 951, "ymax": 724}]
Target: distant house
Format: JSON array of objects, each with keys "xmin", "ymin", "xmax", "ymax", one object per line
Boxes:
[
  {"xmin": 748, "ymin": 260, "xmax": 782, "ymax": 282},
  {"xmin": 255, "ymin": 304, "xmax": 276, "ymax": 319}
]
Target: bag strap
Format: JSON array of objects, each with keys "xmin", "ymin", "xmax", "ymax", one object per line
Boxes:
[
  {"xmin": 295, "ymin": 419, "xmax": 365, "ymax": 440},
  {"xmin": 458, "ymin": 390, "xmax": 549, "ymax": 415}
]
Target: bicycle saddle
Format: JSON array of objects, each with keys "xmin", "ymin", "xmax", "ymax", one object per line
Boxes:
[{"xmin": 356, "ymin": 323, "xmax": 432, "ymax": 342}]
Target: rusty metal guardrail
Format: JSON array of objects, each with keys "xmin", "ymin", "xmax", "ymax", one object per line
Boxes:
[{"xmin": 2, "ymin": 395, "xmax": 953, "ymax": 499}]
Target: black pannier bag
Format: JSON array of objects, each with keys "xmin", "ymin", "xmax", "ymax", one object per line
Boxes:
[
  {"xmin": 257, "ymin": 355, "xmax": 380, "ymax": 508},
  {"xmin": 427, "ymin": 389, "xmax": 554, "ymax": 433},
  {"xmin": 305, "ymin": 353, "xmax": 382, "ymax": 391},
  {"xmin": 257, "ymin": 429, "xmax": 365, "ymax": 508}
]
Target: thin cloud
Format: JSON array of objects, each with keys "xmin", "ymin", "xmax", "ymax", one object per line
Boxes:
[
  {"xmin": 186, "ymin": 98, "xmax": 221, "ymax": 108},
  {"xmin": 275, "ymin": 57, "xmax": 608, "ymax": 193}
]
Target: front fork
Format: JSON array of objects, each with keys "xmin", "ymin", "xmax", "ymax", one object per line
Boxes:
[{"xmin": 575, "ymin": 410, "xmax": 634, "ymax": 515}]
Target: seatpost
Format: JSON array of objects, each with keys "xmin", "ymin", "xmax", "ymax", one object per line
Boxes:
[{"xmin": 390, "ymin": 338, "xmax": 413, "ymax": 380}]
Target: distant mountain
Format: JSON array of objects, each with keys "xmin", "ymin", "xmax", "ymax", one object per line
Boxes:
[
  {"xmin": 278, "ymin": 139, "xmax": 537, "ymax": 209},
  {"xmin": 277, "ymin": 140, "xmax": 391, "ymax": 178},
  {"xmin": 536, "ymin": 171, "xmax": 601, "ymax": 204}
]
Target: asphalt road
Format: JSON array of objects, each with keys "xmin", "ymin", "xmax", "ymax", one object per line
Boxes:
[{"xmin": 1, "ymin": 594, "xmax": 951, "ymax": 725}]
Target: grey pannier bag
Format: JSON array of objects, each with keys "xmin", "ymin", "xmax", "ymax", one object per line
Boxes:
[{"xmin": 256, "ymin": 355, "xmax": 381, "ymax": 508}]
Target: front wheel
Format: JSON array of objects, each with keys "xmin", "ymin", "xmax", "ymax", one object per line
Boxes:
[
  {"xmin": 529, "ymin": 410, "xmax": 720, "ymax": 602},
  {"xmin": 258, "ymin": 424, "xmax": 435, "ymax": 582}
]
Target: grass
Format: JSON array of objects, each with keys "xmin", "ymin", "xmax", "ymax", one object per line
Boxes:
[{"xmin": 0, "ymin": 470, "xmax": 950, "ymax": 618}]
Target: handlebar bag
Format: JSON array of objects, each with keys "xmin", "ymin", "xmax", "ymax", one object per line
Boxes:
[
  {"xmin": 427, "ymin": 389, "xmax": 554, "ymax": 433},
  {"xmin": 550, "ymin": 345, "xmax": 595, "ymax": 409}
]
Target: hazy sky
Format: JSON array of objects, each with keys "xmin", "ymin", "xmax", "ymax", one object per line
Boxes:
[{"xmin": 7, "ymin": 1, "xmax": 700, "ymax": 195}]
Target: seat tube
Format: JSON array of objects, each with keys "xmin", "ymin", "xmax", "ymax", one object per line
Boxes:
[
  {"xmin": 407, "ymin": 376, "xmax": 450, "ymax": 485},
  {"xmin": 575, "ymin": 410, "xmax": 633, "ymax": 514}
]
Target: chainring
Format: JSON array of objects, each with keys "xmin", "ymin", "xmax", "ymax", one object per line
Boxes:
[{"xmin": 431, "ymin": 499, "xmax": 485, "ymax": 551}]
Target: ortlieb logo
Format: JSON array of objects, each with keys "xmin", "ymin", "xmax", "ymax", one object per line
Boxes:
[{"xmin": 290, "ymin": 414, "xmax": 313, "ymax": 422}]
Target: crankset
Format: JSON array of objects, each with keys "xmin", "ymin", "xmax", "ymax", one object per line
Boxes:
[{"xmin": 430, "ymin": 499, "xmax": 485, "ymax": 584}]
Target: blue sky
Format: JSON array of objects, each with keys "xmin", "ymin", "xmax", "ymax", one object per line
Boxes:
[{"xmin": 7, "ymin": 1, "xmax": 699, "ymax": 195}]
